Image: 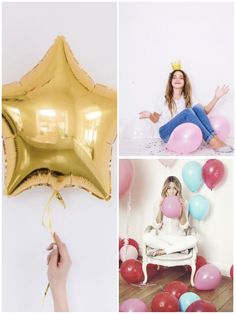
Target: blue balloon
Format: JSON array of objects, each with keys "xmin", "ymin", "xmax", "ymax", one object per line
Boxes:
[
  {"xmin": 179, "ymin": 292, "xmax": 201, "ymax": 312},
  {"xmin": 189, "ymin": 195, "xmax": 209, "ymax": 221},
  {"xmin": 182, "ymin": 161, "xmax": 203, "ymax": 192}
]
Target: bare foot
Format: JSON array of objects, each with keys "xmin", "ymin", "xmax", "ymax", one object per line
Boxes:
[
  {"xmin": 152, "ymin": 249, "xmax": 166, "ymax": 256},
  {"xmin": 208, "ymin": 136, "xmax": 226, "ymax": 149}
]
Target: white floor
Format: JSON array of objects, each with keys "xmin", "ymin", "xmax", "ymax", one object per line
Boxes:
[{"xmin": 120, "ymin": 137, "xmax": 234, "ymax": 156}]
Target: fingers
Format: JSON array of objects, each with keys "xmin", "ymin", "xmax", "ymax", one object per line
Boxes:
[
  {"xmin": 47, "ymin": 243, "xmax": 57, "ymax": 251},
  {"xmin": 47, "ymin": 248, "xmax": 58, "ymax": 266},
  {"xmin": 53, "ymin": 233, "xmax": 71, "ymax": 263}
]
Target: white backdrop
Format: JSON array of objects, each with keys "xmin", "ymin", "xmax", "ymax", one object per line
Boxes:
[
  {"xmin": 119, "ymin": 2, "xmax": 234, "ymax": 138},
  {"xmin": 2, "ymin": 2, "xmax": 117, "ymax": 312},
  {"xmin": 119, "ymin": 158, "xmax": 233, "ymax": 276}
]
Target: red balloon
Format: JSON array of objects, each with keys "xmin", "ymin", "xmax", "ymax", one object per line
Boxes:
[
  {"xmin": 120, "ymin": 259, "xmax": 144, "ymax": 283},
  {"xmin": 202, "ymin": 159, "xmax": 225, "ymax": 190},
  {"xmin": 120, "ymin": 238, "xmax": 139, "ymax": 251},
  {"xmin": 151, "ymin": 292, "xmax": 179, "ymax": 312},
  {"xmin": 163, "ymin": 281, "xmax": 188, "ymax": 299},
  {"xmin": 185, "ymin": 255, "xmax": 207, "ymax": 272},
  {"xmin": 120, "ymin": 260, "xmax": 160, "ymax": 284},
  {"xmin": 186, "ymin": 300, "xmax": 216, "ymax": 312},
  {"xmin": 146, "ymin": 263, "xmax": 160, "ymax": 281},
  {"xmin": 230, "ymin": 265, "xmax": 233, "ymax": 280}
]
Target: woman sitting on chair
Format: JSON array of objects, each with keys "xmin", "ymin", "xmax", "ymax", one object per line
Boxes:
[{"xmin": 143, "ymin": 176, "xmax": 197, "ymax": 256}]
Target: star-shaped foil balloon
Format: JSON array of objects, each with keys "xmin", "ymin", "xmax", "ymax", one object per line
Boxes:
[{"xmin": 2, "ymin": 36, "xmax": 117, "ymax": 200}]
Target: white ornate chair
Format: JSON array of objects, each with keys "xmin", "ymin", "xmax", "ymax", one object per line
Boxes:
[{"xmin": 142, "ymin": 225, "xmax": 198, "ymax": 286}]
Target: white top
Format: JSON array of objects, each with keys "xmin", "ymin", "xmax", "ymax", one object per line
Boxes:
[
  {"xmin": 153, "ymin": 198, "xmax": 189, "ymax": 236},
  {"xmin": 156, "ymin": 95, "xmax": 198, "ymax": 127}
]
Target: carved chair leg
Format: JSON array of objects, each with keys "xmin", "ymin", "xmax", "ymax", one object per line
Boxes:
[
  {"xmin": 190, "ymin": 262, "xmax": 196, "ymax": 287},
  {"xmin": 142, "ymin": 261, "xmax": 148, "ymax": 285}
]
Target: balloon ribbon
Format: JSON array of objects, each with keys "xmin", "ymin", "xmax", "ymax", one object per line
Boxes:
[{"xmin": 42, "ymin": 190, "xmax": 65, "ymax": 303}]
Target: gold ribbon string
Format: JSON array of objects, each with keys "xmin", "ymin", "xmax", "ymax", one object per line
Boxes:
[{"xmin": 42, "ymin": 190, "xmax": 65, "ymax": 304}]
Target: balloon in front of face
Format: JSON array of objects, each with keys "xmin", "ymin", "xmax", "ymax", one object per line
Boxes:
[
  {"xmin": 119, "ymin": 160, "xmax": 134, "ymax": 198},
  {"xmin": 202, "ymin": 159, "xmax": 225, "ymax": 190},
  {"xmin": 119, "ymin": 298, "xmax": 149, "ymax": 312},
  {"xmin": 161, "ymin": 196, "xmax": 181, "ymax": 218},
  {"xmin": 189, "ymin": 195, "xmax": 209, "ymax": 221},
  {"xmin": 194, "ymin": 264, "xmax": 222, "ymax": 290},
  {"xmin": 166, "ymin": 123, "xmax": 202, "ymax": 154},
  {"xmin": 182, "ymin": 161, "xmax": 203, "ymax": 192},
  {"xmin": 209, "ymin": 115, "xmax": 230, "ymax": 141}
]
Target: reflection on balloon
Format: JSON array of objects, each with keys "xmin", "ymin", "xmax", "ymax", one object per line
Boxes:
[
  {"xmin": 2, "ymin": 36, "xmax": 116, "ymax": 200},
  {"xmin": 166, "ymin": 123, "xmax": 202, "ymax": 154}
]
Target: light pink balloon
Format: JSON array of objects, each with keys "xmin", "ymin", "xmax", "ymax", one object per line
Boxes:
[
  {"xmin": 161, "ymin": 196, "xmax": 182, "ymax": 218},
  {"xmin": 194, "ymin": 264, "xmax": 222, "ymax": 290},
  {"xmin": 209, "ymin": 115, "xmax": 231, "ymax": 141},
  {"xmin": 119, "ymin": 160, "xmax": 134, "ymax": 198},
  {"xmin": 120, "ymin": 298, "xmax": 149, "ymax": 312},
  {"xmin": 166, "ymin": 123, "xmax": 202, "ymax": 154},
  {"xmin": 119, "ymin": 244, "xmax": 138, "ymax": 262}
]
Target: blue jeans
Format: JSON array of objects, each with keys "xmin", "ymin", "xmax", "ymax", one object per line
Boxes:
[{"xmin": 159, "ymin": 104, "xmax": 216, "ymax": 143}]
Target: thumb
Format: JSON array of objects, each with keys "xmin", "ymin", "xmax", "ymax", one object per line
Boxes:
[{"xmin": 48, "ymin": 248, "xmax": 59, "ymax": 267}]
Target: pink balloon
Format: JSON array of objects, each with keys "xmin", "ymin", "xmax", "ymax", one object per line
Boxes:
[
  {"xmin": 166, "ymin": 123, "xmax": 202, "ymax": 154},
  {"xmin": 194, "ymin": 264, "xmax": 222, "ymax": 290},
  {"xmin": 209, "ymin": 115, "xmax": 230, "ymax": 141},
  {"xmin": 119, "ymin": 298, "xmax": 148, "ymax": 312},
  {"xmin": 119, "ymin": 160, "xmax": 134, "ymax": 198},
  {"xmin": 161, "ymin": 196, "xmax": 181, "ymax": 218},
  {"xmin": 119, "ymin": 244, "xmax": 138, "ymax": 262},
  {"xmin": 202, "ymin": 159, "xmax": 225, "ymax": 190}
]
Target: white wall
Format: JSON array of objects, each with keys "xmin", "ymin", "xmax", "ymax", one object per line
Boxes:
[
  {"xmin": 119, "ymin": 2, "xmax": 234, "ymax": 137},
  {"xmin": 2, "ymin": 2, "xmax": 117, "ymax": 312},
  {"xmin": 119, "ymin": 158, "xmax": 233, "ymax": 276}
]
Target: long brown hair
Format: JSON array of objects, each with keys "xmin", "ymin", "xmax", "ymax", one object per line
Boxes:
[
  {"xmin": 165, "ymin": 70, "xmax": 192, "ymax": 116},
  {"xmin": 161, "ymin": 176, "xmax": 183, "ymax": 198}
]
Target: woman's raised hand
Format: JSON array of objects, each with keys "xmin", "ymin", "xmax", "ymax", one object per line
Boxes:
[
  {"xmin": 214, "ymin": 85, "xmax": 230, "ymax": 100},
  {"xmin": 139, "ymin": 111, "xmax": 151, "ymax": 119}
]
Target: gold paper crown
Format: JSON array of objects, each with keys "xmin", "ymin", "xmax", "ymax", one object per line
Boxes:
[{"xmin": 171, "ymin": 61, "xmax": 181, "ymax": 71}]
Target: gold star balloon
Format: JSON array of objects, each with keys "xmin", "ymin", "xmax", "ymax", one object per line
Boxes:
[{"xmin": 2, "ymin": 36, "xmax": 117, "ymax": 200}]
